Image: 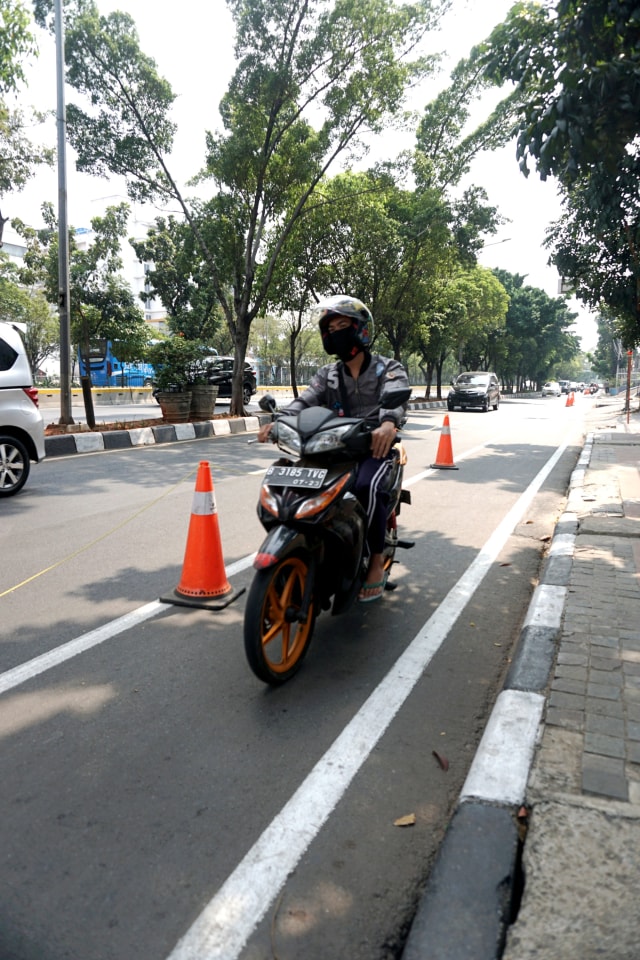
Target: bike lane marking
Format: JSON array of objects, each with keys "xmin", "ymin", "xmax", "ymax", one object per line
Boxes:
[
  {"xmin": 165, "ymin": 436, "xmax": 571, "ymax": 960},
  {"xmin": 0, "ymin": 555, "xmax": 256, "ymax": 697}
]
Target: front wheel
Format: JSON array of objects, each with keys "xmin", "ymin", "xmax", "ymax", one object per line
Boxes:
[
  {"xmin": 244, "ymin": 553, "xmax": 316, "ymax": 684},
  {"xmin": 0, "ymin": 435, "xmax": 30, "ymax": 497}
]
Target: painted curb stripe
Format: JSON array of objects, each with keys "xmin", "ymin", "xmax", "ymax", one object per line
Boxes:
[{"xmin": 460, "ymin": 689, "xmax": 545, "ymax": 805}]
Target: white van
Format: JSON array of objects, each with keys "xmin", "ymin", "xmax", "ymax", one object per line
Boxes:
[{"xmin": 0, "ymin": 321, "xmax": 46, "ymax": 496}]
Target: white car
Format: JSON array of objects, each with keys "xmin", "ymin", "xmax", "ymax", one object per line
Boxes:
[
  {"xmin": 0, "ymin": 321, "xmax": 46, "ymax": 496},
  {"xmin": 541, "ymin": 381, "xmax": 562, "ymax": 397}
]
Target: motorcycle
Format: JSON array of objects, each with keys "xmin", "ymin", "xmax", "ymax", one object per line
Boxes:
[{"xmin": 244, "ymin": 388, "xmax": 414, "ymax": 684}]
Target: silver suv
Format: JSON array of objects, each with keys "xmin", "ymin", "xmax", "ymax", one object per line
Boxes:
[{"xmin": 0, "ymin": 322, "xmax": 46, "ymax": 496}]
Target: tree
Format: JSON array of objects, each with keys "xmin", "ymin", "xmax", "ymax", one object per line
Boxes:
[
  {"xmin": 0, "ymin": 0, "xmax": 54, "ymax": 243},
  {"xmin": 130, "ymin": 216, "xmax": 225, "ymax": 343},
  {"xmin": 34, "ymin": 0, "xmax": 449, "ymax": 413},
  {"xmin": 478, "ymin": 0, "xmax": 640, "ymax": 346},
  {"xmin": 14, "ymin": 201, "xmax": 150, "ymax": 421},
  {"xmin": 0, "ymin": 255, "xmax": 58, "ymax": 372},
  {"xmin": 490, "ymin": 269, "xmax": 580, "ymax": 390}
]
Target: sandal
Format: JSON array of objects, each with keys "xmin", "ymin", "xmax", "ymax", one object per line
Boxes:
[{"xmin": 358, "ymin": 572, "xmax": 388, "ymax": 603}]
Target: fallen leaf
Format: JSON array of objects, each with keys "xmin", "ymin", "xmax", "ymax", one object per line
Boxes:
[
  {"xmin": 469, "ymin": 621, "xmax": 475, "ymax": 627},
  {"xmin": 525, "ymin": 520, "xmax": 533, "ymax": 524},
  {"xmin": 500, "ymin": 562, "xmax": 511, "ymax": 567},
  {"xmin": 394, "ymin": 813, "xmax": 416, "ymax": 827},
  {"xmin": 432, "ymin": 750, "xmax": 449, "ymax": 771}
]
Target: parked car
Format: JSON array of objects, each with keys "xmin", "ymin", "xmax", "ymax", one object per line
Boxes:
[
  {"xmin": 0, "ymin": 321, "xmax": 46, "ymax": 497},
  {"xmin": 206, "ymin": 357, "xmax": 257, "ymax": 406},
  {"xmin": 541, "ymin": 381, "xmax": 562, "ymax": 397},
  {"xmin": 447, "ymin": 371, "xmax": 500, "ymax": 412}
]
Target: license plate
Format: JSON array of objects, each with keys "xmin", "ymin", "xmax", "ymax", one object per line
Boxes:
[{"xmin": 265, "ymin": 465, "xmax": 328, "ymax": 488}]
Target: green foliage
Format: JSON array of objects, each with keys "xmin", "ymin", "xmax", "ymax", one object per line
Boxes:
[
  {"xmin": 130, "ymin": 216, "xmax": 225, "ymax": 341},
  {"xmin": 13, "ymin": 201, "xmax": 150, "ymax": 363},
  {"xmin": 144, "ymin": 336, "xmax": 213, "ymax": 391},
  {"xmin": 0, "ymin": 255, "xmax": 58, "ymax": 372},
  {"xmin": 478, "ymin": 0, "xmax": 640, "ymax": 345},
  {"xmin": 0, "ymin": 1, "xmax": 54, "ymax": 241},
  {"xmin": 489, "ymin": 269, "xmax": 580, "ymax": 389},
  {"xmin": 53, "ymin": 0, "xmax": 449, "ymax": 411},
  {"xmin": 0, "ymin": 0, "xmax": 34, "ymax": 94}
]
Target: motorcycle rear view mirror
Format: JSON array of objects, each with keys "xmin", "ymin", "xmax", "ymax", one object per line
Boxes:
[
  {"xmin": 380, "ymin": 387, "xmax": 412, "ymax": 408},
  {"xmin": 259, "ymin": 393, "xmax": 278, "ymax": 414}
]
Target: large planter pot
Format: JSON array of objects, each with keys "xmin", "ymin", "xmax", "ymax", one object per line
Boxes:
[
  {"xmin": 189, "ymin": 383, "xmax": 219, "ymax": 420},
  {"xmin": 156, "ymin": 390, "xmax": 192, "ymax": 423}
]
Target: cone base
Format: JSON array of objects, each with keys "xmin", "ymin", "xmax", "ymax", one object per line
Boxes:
[
  {"xmin": 160, "ymin": 586, "xmax": 245, "ymax": 611},
  {"xmin": 430, "ymin": 463, "xmax": 459, "ymax": 470}
]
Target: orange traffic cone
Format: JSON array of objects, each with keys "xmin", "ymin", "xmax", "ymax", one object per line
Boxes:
[
  {"xmin": 565, "ymin": 391, "xmax": 574, "ymax": 407},
  {"xmin": 431, "ymin": 415, "xmax": 459, "ymax": 470},
  {"xmin": 161, "ymin": 461, "xmax": 244, "ymax": 610}
]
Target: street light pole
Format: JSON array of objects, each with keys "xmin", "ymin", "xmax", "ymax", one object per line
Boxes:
[{"xmin": 55, "ymin": 0, "xmax": 73, "ymax": 424}]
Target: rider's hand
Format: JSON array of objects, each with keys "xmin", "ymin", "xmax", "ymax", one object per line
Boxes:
[
  {"xmin": 257, "ymin": 421, "xmax": 275, "ymax": 443},
  {"xmin": 370, "ymin": 420, "xmax": 397, "ymax": 459}
]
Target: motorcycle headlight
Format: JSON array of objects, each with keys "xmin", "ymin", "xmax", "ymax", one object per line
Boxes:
[
  {"xmin": 305, "ymin": 424, "xmax": 351, "ymax": 454},
  {"xmin": 275, "ymin": 420, "xmax": 301, "ymax": 456}
]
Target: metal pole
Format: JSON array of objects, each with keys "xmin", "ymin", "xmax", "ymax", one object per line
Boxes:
[{"xmin": 55, "ymin": 0, "xmax": 73, "ymax": 424}]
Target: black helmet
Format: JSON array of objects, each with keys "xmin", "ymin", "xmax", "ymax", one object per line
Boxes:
[{"xmin": 315, "ymin": 295, "xmax": 374, "ymax": 349}]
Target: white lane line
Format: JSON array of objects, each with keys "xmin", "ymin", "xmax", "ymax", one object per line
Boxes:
[
  {"xmin": 0, "ymin": 555, "xmax": 256, "ymax": 698},
  {"xmin": 166, "ymin": 437, "xmax": 571, "ymax": 960},
  {"xmin": 405, "ymin": 441, "xmax": 491, "ymax": 485}
]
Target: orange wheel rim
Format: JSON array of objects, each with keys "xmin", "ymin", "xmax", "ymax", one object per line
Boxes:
[{"xmin": 260, "ymin": 557, "xmax": 313, "ymax": 674}]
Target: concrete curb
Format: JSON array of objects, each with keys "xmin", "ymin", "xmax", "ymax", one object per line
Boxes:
[
  {"xmin": 44, "ymin": 415, "xmax": 268, "ymax": 457},
  {"xmin": 43, "ymin": 398, "xmax": 450, "ymax": 457},
  {"xmin": 401, "ymin": 435, "xmax": 595, "ymax": 960}
]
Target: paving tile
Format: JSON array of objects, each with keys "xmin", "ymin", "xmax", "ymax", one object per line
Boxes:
[
  {"xmin": 586, "ymin": 697, "xmax": 624, "ymax": 718},
  {"xmin": 587, "ymin": 681, "xmax": 623, "ymax": 700},
  {"xmin": 584, "ymin": 732, "xmax": 626, "ymax": 759},
  {"xmin": 582, "ymin": 753, "xmax": 628, "ymax": 800},
  {"xmin": 549, "ymin": 690, "xmax": 586, "ymax": 711},
  {"xmin": 544, "ymin": 706, "xmax": 584, "ymax": 732},
  {"xmin": 586, "ymin": 714, "xmax": 625, "ymax": 738},
  {"xmin": 589, "ymin": 669, "xmax": 623, "ymax": 687}
]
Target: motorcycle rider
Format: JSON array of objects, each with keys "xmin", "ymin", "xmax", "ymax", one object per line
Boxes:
[{"xmin": 257, "ymin": 294, "xmax": 409, "ymax": 602}]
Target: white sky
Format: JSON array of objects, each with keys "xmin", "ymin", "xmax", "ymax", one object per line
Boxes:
[{"xmin": 5, "ymin": 0, "xmax": 598, "ymax": 350}]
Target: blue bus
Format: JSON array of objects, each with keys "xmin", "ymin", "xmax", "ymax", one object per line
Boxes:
[{"xmin": 77, "ymin": 339, "xmax": 155, "ymax": 388}]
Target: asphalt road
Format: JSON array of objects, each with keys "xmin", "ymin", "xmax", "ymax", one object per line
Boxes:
[{"xmin": 0, "ymin": 394, "xmax": 592, "ymax": 960}]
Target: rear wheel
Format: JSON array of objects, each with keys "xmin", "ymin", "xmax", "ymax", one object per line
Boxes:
[
  {"xmin": 0, "ymin": 435, "xmax": 30, "ymax": 497},
  {"xmin": 244, "ymin": 554, "xmax": 316, "ymax": 684},
  {"xmin": 243, "ymin": 384, "xmax": 253, "ymax": 406}
]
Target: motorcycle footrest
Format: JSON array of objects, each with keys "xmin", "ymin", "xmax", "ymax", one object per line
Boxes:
[
  {"xmin": 397, "ymin": 539, "xmax": 415, "ymax": 549},
  {"xmin": 400, "ymin": 489, "xmax": 411, "ymax": 504}
]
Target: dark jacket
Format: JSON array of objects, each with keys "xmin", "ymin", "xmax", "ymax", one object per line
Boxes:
[{"xmin": 282, "ymin": 352, "xmax": 409, "ymax": 427}]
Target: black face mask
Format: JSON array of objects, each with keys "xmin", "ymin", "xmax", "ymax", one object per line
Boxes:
[{"xmin": 323, "ymin": 326, "xmax": 362, "ymax": 362}]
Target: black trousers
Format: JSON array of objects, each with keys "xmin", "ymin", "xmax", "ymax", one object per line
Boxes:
[{"xmin": 354, "ymin": 454, "xmax": 393, "ymax": 555}]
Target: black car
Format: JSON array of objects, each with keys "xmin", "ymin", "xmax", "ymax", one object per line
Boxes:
[
  {"xmin": 206, "ymin": 357, "xmax": 257, "ymax": 406},
  {"xmin": 447, "ymin": 371, "xmax": 500, "ymax": 412}
]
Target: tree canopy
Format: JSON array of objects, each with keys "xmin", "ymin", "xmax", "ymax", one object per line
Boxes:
[
  {"xmin": 477, "ymin": 0, "xmax": 640, "ymax": 346},
  {"xmin": 35, "ymin": 0, "xmax": 450, "ymax": 411}
]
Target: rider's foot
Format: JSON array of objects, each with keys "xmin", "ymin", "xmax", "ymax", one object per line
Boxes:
[{"xmin": 358, "ymin": 556, "xmax": 387, "ymax": 602}]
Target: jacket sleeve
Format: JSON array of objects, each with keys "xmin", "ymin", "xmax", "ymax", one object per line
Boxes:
[
  {"xmin": 278, "ymin": 367, "xmax": 329, "ymax": 415},
  {"xmin": 379, "ymin": 358, "xmax": 410, "ymax": 426}
]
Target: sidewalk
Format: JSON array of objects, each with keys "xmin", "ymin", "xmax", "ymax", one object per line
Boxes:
[
  {"xmin": 403, "ymin": 396, "xmax": 640, "ymax": 960},
  {"xmin": 503, "ymin": 401, "xmax": 640, "ymax": 960}
]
